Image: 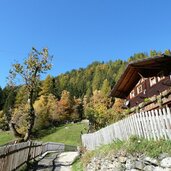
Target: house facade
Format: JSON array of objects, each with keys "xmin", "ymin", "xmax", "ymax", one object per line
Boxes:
[{"xmin": 110, "ymin": 54, "xmax": 171, "ymax": 113}]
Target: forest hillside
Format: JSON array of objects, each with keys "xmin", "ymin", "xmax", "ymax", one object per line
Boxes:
[{"xmin": 0, "ymin": 50, "xmax": 170, "ymax": 135}]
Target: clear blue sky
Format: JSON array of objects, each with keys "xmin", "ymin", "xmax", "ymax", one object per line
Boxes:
[{"xmin": 0, "ymin": 0, "xmax": 171, "ymax": 88}]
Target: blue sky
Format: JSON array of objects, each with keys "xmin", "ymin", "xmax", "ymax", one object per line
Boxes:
[{"xmin": 0, "ymin": 0, "xmax": 171, "ymax": 88}]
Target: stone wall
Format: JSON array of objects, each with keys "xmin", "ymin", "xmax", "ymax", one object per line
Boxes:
[{"xmin": 86, "ymin": 152, "xmax": 171, "ymax": 171}]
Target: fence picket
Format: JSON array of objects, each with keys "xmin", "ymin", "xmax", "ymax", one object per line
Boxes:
[
  {"xmin": 155, "ymin": 109, "xmax": 164, "ymax": 139},
  {"xmin": 138, "ymin": 112, "xmax": 146, "ymax": 138},
  {"xmin": 159, "ymin": 109, "xmax": 168, "ymax": 139},
  {"xmin": 133, "ymin": 113, "xmax": 141, "ymax": 137},
  {"xmin": 129, "ymin": 115, "xmax": 136, "ymax": 136},
  {"xmin": 151, "ymin": 110, "xmax": 160, "ymax": 140},
  {"xmin": 148, "ymin": 111, "xmax": 157, "ymax": 140},
  {"xmin": 162, "ymin": 108, "xmax": 171, "ymax": 139},
  {"xmin": 166, "ymin": 107, "xmax": 171, "ymax": 129}
]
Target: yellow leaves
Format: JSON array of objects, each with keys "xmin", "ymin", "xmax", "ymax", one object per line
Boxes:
[
  {"xmin": 112, "ymin": 98, "xmax": 124, "ymax": 114},
  {"xmin": 0, "ymin": 111, "xmax": 5, "ymax": 124},
  {"xmin": 33, "ymin": 94, "xmax": 57, "ymax": 129},
  {"xmin": 12, "ymin": 104, "xmax": 29, "ymax": 134}
]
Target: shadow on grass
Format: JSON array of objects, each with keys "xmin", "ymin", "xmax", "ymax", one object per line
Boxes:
[{"xmin": 32, "ymin": 124, "xmax": 66, "ymax": 139}]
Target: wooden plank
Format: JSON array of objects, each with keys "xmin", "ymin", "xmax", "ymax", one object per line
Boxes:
[
  {"xmin": 166, "ymin": 107, "xmax": 171, "ymax": 128},
  {"xmin": 155, "ymin": 109, "xmax": 164, "ymax": 139},
  {"xmin": 120, "ymin": 120, "xmax": 126, "ymax": 140},
  {"xmin": 158, "ymin": 108, "xmax": 168, "ymax": 140},
  {"xmin": 133, "ymin": 113, "xmax": 141, "ymax": 137},
  {"xmin": 151, "ymin": 109, "xmax": 160, "ymax": 140},
  {"xmin": 129, "ymin": 115, "xmax": 136, "ymax": 136},
  {"xmin": 162, "ymin": 108, "xmax": 171, "ymax": 139},
  {"xmin": 139, "ymin": 111, "xmax": 147, "ymax": 139},
  {"xmin": 130, "ymin": 115, "xmax": 137, "ymax": 136},
  {"xmin": 127, "ymin": 117, "xmax": 132, "ymax": 138},
  {"xmin": 124, "ymin": 117, "xmax": 130, "ymax": 139},
  {"xmin": 148, "ymin": 111, "xmax": 157, "ymax": 140},
  {"xmin": 115, "ymin": 122, "xmax": 120, "ymax": 140},
  {"xmin": 137, "ymin": 112, "xmax": 144, "ymax": 138},
  {"xmin": 144, "ymin": 111, "xmax": 151, "ymax": 140},
  {"xmin": 166, "ymin": 107, "xmax": 171, "ymax": 140}
]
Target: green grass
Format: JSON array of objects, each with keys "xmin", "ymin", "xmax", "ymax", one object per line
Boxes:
[
  {"xmin": 38, "ymin": 123, "xmax": 88, "ymax": 146},
  {"xmin": 0, "ymin": 131, "xmax": 15, "ymax": 146},
  {"xmin": 0, "ymin": 122, "xmax": 88, "ymax": 146},
  {"xmin": 72, "ymin": 158, "xmax": 83, "ymax": 171}
]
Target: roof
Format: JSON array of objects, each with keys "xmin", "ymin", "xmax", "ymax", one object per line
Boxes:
[{"xmin": 110, "ymin": 54, "xmax": 171, "ymax": 98}]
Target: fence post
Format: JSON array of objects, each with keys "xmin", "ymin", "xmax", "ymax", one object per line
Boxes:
[{"xmin": 26, "ymin": 141, "xmax": 32, "ymax": 168}]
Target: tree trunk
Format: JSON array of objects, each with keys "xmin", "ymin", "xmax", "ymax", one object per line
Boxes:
[
  {"xmin": 24, "ymin": 90, "xmax": 35, "ymax": 141},
  {"xmin": 10, "ymin": 122, "xmax": 23, "ymax": 138}
]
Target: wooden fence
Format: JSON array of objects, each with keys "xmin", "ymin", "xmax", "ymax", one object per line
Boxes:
[
  {"xmin": 82, "ymin": 107, "xmax": 171, "ymax": 150},
  {"xmin": 0, "ymin": 141, "xmax": 76, "ymax": 171}
]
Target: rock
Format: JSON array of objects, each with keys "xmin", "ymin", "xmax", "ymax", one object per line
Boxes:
[
  {"xmin": 126, "ymin": 159, "xmax": 135, "ymax": 169},
  {"xmin": 85, "ymin": 153, "xmax": 171, "ymax": 171},
  {"xmin": 161, "ymin": 157, "xmax": 171, "ymax": 168},
  {"xmin": 143, "ymin": 165, "xmax": 155, "ymax": 171},
  {"xmin": 144, "ymin": 157, "xmax": 159, "ymax": 166},
  {"xmin": 158, "ymin": 153, "xmax": 170, "ymax": 160},
  {"xmin": 154, "ymin": 167, "xmax": 171, "ymax": 171},
  {"xmin": 118, "ymin": 156, "xmax": 127, "ymax": 163},
  {"xmin": 135, "ymin": 160, "xmax": 145, "ymax": 170}
]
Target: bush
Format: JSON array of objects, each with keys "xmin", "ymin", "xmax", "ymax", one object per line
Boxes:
[{"xmin": 0, "ymin": 111, "xmax": 9, "ymax": 131}]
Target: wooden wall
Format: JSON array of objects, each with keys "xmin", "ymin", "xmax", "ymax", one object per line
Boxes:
[{"xmin": 128, "ymin": 75, "xmax": 171, "ymax": 108}]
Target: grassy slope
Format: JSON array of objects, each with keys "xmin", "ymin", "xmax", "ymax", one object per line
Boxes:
[
  {"xmin": 38, "ymin": 123, "xmax": 88, "ymax": 146},
  {"xmin": 0, "ymin": 131, "xmax": 15, "ymax": 146},
  {"xmin": 0, "ymin": 123, "xmax": 88, "ymax": 146}
]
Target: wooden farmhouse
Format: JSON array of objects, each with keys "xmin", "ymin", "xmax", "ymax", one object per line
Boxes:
[{"xmin": 110, "ymin": 54, "xmax": 171, "ymax": 113}]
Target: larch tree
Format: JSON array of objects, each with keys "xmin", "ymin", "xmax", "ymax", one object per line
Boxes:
[
  {"xmin": 101, "ymin": 79, "xmax": 111, "ymax": 96},
  {"xmin": 39, "ymin": 74, "xmax": 54, "ymax": 96},
  {"xmin": 8, "ymin": 47, "xmax": 52, "ymax": 141}
]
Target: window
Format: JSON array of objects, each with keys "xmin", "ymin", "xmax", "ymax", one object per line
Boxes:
[
  {"xmin": 130, "ymin": 90, "xmax": 135, "ymax": 99},
  {"xmin": 157, "ymin": 71, "xmax": 165, "ymax": 82},
  {"xmin": 137, "ymin": 85, "xmax": 143, "ymax": 94},
  {"xmin": 149, "ymin": 77, "xmax": 157, "ymax": 87}
]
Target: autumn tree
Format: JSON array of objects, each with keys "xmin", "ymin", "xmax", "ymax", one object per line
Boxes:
[
  {"xmin": 101, "ymin": 79, "xmax": 111, "ymax": 96},
  {"xmin": 54, "ymin": 90, "xmax": 74, "ymax": 123},
  {"xmin": 85, "ymin": 90, "xmax": 113, "ymax": 131},
  {"xmin": 15, "ymin": 86, "xmax": 28, "ymax": 106},
  {"xmin": 165, "ymin": 49, "xmax": 171, "ymax": 55},
  {"xmin": 8, "ymin": 47, "xmax": 52, "ymax": 141},
  {"xmin": 34, "ymin": 94, "xmax": 57, "ymax": 130},
  {"xmin": 150, "ymin": 50, "xmax": 162, "ymax": 57},
  {"xmin": 39, "ymin": 74, "xmax": 54, "ymax": 96}
]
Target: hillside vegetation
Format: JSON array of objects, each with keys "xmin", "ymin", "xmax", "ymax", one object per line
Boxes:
[{"xmin": 0, "ymin": 50, "xmax": 170, "ymax": 139}]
